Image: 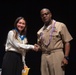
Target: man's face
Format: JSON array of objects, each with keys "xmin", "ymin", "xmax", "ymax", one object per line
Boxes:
[{"xmin": 40, "ymin": 9, "xmax": 52, "ymax": 24}]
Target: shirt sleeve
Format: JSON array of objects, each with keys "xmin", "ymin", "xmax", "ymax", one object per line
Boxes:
[
  {"xmin": 61, "ymin": 23, "xmax": 73, "ymax": 42},
  {"xmin": 37, "ymin": 26, "xmax": 44, "ymax": 45},
  {"xmin": 22, "ymin": 52, "xmax": 26, "ymax": 66},
  {"xmin": 7, "ymin": 31, "xmax": 34, "ymax": 50}
]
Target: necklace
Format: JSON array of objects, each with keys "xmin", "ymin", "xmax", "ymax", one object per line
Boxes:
[{"xmin": 40, "ymin": 20, "xmax": 56, "ymax": 47}]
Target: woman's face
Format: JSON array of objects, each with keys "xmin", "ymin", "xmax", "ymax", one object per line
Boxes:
[{"xmin": 17, "ymin": 19, "xmax": 26, "ymax": 32}]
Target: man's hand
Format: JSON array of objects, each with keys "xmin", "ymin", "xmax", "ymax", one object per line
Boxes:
[{"xmin": 33, "ymin": 44, "xmax": 40, "ymax": 52}]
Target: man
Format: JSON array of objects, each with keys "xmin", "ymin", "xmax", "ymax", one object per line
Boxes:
[{"xmin": 37, "ymin": 8, "xmax": 73, "ymax": 75}]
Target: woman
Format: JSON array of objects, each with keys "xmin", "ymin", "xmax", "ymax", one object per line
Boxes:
[{"xmin": 1, "ymin": 17, "xmax": 38, "ymax": 75}]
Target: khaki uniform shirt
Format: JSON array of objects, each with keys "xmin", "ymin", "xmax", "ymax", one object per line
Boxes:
[{"xmin": 37, "ymin": 20, "xmax": 73, "ymax": 52}]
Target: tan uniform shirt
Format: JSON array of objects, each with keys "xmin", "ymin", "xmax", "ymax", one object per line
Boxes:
[{"xmin": 37, "ymin": 20, "xmax": 73, "ymax": 52}]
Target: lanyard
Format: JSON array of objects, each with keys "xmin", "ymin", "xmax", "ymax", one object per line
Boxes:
[
  {"xmin": 14, "ymin": 28, "xmax": 26, "ymax": 40},
  {"xmin": 41, "ymin": 20, "xmax": 56, "ymax": 47}
]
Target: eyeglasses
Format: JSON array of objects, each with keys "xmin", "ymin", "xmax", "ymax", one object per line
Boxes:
[{"xmin": 41, "ymin": 12, "xmax": 50, "ymax": 17}]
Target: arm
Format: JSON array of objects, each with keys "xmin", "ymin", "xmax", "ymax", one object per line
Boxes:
[
  {"xmin": 61, "ymin": 23, "xmax": 73, "ymax": 66},
  {"xmin": 37, "ymin": 31, "xmax": 43, "ymax": 49},
  {"xmin": 61, "ymin": 42, "xmax": 70, "ymax": 66},
  {"xmin": 7, "ymin": 31, "xmax": 34, "ymax": 50},
  {"xmin": 64, "ymin": 42, "xmax": 70, "ymax": 57},
  {"xmin": 60, "ymin": 23, "xmax": 73, "ymax": 57},
  {"xmin": 22, "ymin": 53, "xmax": 26, "ymax": 66}
]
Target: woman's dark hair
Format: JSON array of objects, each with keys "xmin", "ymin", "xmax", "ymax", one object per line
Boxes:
[{"xmin": 14, "ymin": 16, "xmax": 27, "ymax": 39}]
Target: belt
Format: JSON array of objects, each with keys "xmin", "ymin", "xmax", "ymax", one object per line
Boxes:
[{"xmin": 42, "ymin": 48, "xmax": 63, "ymax": 54}]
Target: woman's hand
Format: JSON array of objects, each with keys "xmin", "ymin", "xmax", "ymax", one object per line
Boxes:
[{"xmin": 33, "ymin": 44, "xmax": 40, "ymax": 52}]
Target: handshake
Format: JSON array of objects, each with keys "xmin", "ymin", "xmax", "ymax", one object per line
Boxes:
[{"xmin": 33, "ymin": 44, "xmax": 40, "ymax": 52}]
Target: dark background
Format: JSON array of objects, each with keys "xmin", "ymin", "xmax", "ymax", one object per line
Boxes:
[{"xmin": 0, "ymin": 0, "xmax": 75, "ymax": 75}]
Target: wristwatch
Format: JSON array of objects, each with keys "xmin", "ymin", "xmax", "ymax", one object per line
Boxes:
[{"xmin": 64, "ymin": 56, "xmax": 69, "ymax": 60}]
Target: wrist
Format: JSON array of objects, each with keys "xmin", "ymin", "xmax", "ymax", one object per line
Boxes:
[{"xmin": 64, "ymin": 56, "xmax": 69, "ymax": 60}]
